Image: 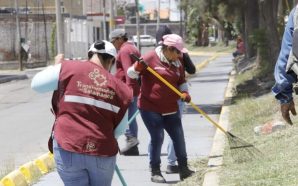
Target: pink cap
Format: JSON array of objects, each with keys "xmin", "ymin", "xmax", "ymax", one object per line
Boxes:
[{"xmin": 162, "ymin": 34, "xmax": 188, "ymax": 53}]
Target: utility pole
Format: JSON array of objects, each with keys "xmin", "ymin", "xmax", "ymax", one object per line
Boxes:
[
  {"xmin": 103, "ymin": 0, "xmax": 107, "ymax": 40},
  {"xmin": 55, "ymin": 0, "xmax": 64, "ymax": 54},
  {"xmin": 135, "ymin": 0, "xmax": 141, "ymax": 51},
  {"xmin": 157, "ymin": 0, "xmax": 160, "ymax": 31},
  {"xmin": 14, "ymin": 0, "xmax": 23, "ymax": 71}
]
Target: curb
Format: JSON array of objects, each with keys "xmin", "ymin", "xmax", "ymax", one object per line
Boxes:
[
  {"xmin": 0, "ymin": 152, "xmax": 55, "ymax": 186},
  {"xmin": 0, "ymin": 75, "xmax": 28, "ymax": 84},
  {"xmin": 202, "ymin": 70, "xmax": 235, "ymax": 186}
]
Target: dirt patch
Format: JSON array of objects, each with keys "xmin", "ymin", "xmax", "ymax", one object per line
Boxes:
[{"xmin": 233, "ymin": 57, "xmax": 275, "ymax": 98}]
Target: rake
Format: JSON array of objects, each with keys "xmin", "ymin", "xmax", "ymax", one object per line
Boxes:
[{"xmin": 130, "ymin": 54, "xmax": 261, "ymax": 162}]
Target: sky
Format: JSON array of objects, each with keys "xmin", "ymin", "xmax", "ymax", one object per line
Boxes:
[{"xmin": 126, "ymin": 0, "xmax": 181, "ymax": 21}]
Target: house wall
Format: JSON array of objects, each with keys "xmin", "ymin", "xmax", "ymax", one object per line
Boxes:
[{"xmin": 0, "ymin": 14, "xmax": 55, "ymax": 62}]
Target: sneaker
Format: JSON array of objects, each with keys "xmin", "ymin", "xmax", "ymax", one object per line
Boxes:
[
  {"xmin": 121, "ymin": 145, "xmax": 139, "ymax": 156},
  {"xmin": 151, "ymin": 174, "xmax": 166, "ymax": 183},
  {"xmin": 151, "ymin": 168, "xmax": 166, "ymax": 183},
  {"xmin": 166, "ymin": 165, "xmax": 179, "ymax": 174},
  {"xmin": 179, "ymin": 166, "xmax": 195, "ymax": 181},
  {"xmin": 120, "ymin": 136, "xmax": 139, "ymax": 153}
]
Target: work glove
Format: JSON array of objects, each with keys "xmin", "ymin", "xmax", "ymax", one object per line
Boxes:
[
  {"xmin": 281, "ymin": 100, "xmax": 297, "ymax": 125},
  {"xmin": 181, "ymin": 91, "xmax": 191, "ymax": 103},
  {"xmin": 133, "ymin": 60, "xmax": 146, "ymax": 73}
]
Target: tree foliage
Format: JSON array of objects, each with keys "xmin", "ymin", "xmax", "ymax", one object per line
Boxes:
[{"xmin": 181, "ymin": 0, "xmax": 292, "ymax": 77}]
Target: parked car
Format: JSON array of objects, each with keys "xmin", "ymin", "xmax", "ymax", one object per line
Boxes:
[{"xmin": 132, "ymin": 35, "xmax": 156, "ymax": 47}]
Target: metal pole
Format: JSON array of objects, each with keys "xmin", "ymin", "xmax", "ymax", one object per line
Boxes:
[
  {"xmin": 157, "ymin": 0, "xmax": 160, "ymax": 31},
  {"xmin": 179, "ymin": 0, "xmax": 183, "ymax": 37},
  {"xmin": 135, "ymin": 0, "xmax": 141, "ymax": 51},
  {"xmin": 14, "ymin": 0, "xmax": 23, "ymax": 71},
  {"xmin": 41, "ymin": 0, "xmax": 49, "ymax": 64},
  {"xmin": 55, "ymin": 0, "xmax": 64, "ymax": 54},
  {"xmin": 103, "ymin": 0, "xmax": 107, "ymax": 40},
  {"xmin": 168, "ymin": 0, "xmax": 171, "ymax": 20},
  {"xmin": 25, "ymin": 0, "xmax": 28, "ymax": 40},
  {"xmin": 109, "ymin": 0, "xmax": 115, "ymax": 32},
  {"xmin": 69, "ymin": 0, "xmax": 73, "ymax": 59}
]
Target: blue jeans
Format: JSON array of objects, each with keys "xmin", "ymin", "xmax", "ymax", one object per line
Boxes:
[
  {"xmin": 167, "ymin": 100, "xmax": 185, "ymax": 165},
  {"xmin": 53, "ymin": 139, "xmax": 116, "ymax": 186},
  {"xmin": 140, "ymin": 109, "xmax": 188, "ymax": 169},
  {"xmin": 125, "ymin": 96, "xmax": 138, "ymax": 138},
  {"xmin": 167, "ymin": 139, "xmax": 176, "ymax": 166},
  {"xmin": 150, "ymin": 100, "xmax": 185, "ymax": 166}
]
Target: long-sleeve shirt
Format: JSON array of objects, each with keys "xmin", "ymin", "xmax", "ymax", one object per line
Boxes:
[
  {"xmin": 115, "ymin": 42, "xmax": 141, "ymax": 96},
  {"xmin": 127, "ymin": 46, "xmax": 188, "ymax": 114},
  {"xmin": 31, "ymin": 63, "xmax": 128, "ymax": 139},
  {"xmin": 272, "ymin": 7, "xmax": 297, "ymax": 103}
]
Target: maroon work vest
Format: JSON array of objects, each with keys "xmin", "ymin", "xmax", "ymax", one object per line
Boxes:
[{"xmin": 51, "ymin": 60, "xmax": 132, "ymax": 156}]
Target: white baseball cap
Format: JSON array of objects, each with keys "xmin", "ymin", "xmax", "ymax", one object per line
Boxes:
[
  {"xmin": 109, "ymin": 29, "xmax": 127, "ymax": 41},
  {"xmin": 88, "ymin": 40, "xmax": 117, "ymax": 57}
]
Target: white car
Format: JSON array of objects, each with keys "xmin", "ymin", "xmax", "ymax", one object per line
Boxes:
[{"xmin": 132, "ymin": 35, "xmax": 156, "ymax": 47}]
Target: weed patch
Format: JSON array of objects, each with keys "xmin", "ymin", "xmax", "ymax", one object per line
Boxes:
[{"xmin": 219, "ymin": 94, "xmax": 298, "ymax": 186}]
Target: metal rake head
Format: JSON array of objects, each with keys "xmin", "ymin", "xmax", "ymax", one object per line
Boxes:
[{"xmin": 227, "ymin": 132, "xmax": 262, "ymax": 163}]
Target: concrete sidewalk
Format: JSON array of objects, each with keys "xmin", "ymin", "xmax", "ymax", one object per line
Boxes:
[{"xmin": 29, "ymin": 53, "xmax": 233, "ymax": 186}]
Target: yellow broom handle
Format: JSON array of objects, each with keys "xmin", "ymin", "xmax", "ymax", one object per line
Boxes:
[{"xmin": 146, "ymin": 66, "xmax": 228, "ymax": 134}]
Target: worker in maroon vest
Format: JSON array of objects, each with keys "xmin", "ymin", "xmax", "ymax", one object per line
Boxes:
[
  {"xmin": 31, "ymin": 40, "xmax": 133, "ymax": 186},
  {"xmin": 110, "ymin": 29, "xmax": 142, "ymax": 155},
  {"xmin": 127, "ymin": 34, "xmax": 194, "ymax": 183}
]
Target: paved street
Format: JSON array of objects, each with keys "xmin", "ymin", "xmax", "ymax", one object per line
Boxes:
[{"xmin": 0, "ymin": 51, "xmax": 233, "ymax": 185}]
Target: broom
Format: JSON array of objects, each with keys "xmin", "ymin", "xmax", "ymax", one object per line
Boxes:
[
  {"xmin": 130, "ymin": 54, "xmax": 261, "ymax": 162},
  {"xmin": 115, "ymin": 109, "xmax": 140, "ymax": 186}
]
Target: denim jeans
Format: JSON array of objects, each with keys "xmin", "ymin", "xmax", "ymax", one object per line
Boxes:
[
  {"xmin": 167, "ymin": 100, "xmax": 185, "ymax": 165},
  {"xmin": 149, "ymin": 100, "xmax": 185, "ymax": 166},
  {"xmin": 140, "ymin": 109, "xmax": 188, "ymax": 169},
  {"xmin": 53, "ymin": 139, "xmax": 116, "ymax": 186},
  {"xmin": 167, "ymin": 139, "xmax": 177, "ymax": 166},
  {"xmin": 125, "ymin": 96, "xmax": 138, "ymax": 138}
]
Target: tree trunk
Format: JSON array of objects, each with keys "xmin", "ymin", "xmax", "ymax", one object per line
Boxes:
[
  {"xmin": 244, "ymin": 0, "xmax": 259, "ymax": 58},
  {"xmin": 258, "ymin": 0, "xmax": 280, "ymax": 71}
]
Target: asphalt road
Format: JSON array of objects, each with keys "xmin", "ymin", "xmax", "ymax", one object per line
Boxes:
[{"xmin": 0, "ymin": 79, "xmax": 54, "ymax": 173}]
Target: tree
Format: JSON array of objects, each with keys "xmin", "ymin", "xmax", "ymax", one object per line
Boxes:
[
  {"xmin": 181, "ymin": 0, "xmax": 286, "ymax": 77},
  {"xmin": 257, "ymin": 0, "xmax": 280, "ymax": 74},
  {"xmin": 244, "ymin": 0, "xmax": 259, "ymax": 58}
]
